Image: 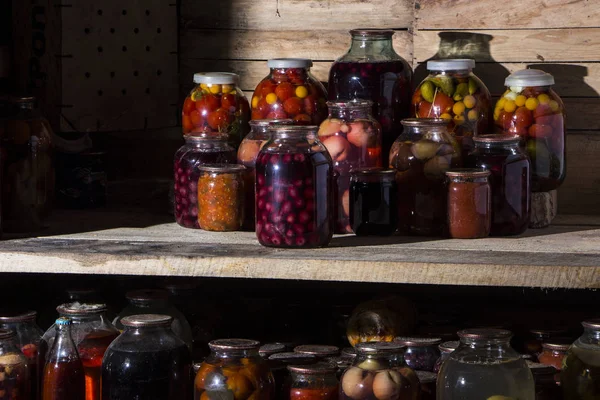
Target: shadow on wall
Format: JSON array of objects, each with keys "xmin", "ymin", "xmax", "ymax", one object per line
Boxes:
[{"xmin": 527, "ymin": 63, "xmax": 598, "ymax": 97}]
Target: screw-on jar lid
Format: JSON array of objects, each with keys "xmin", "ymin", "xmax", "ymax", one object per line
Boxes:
[
  {"xmin": 267, "ymin": 58, "xmax": 313, "ymax": 69},
  {"xmin": 582, "ymin": 319, "xmax": 600, "ymax": 329},
  {"xmin": 55, "ymin": 317, "xmax": 72, "ymax": 326},
  {"xmin": 439, "ymin": 340, "xmax": 459, "ymax": 353},
  {"xmin": 394, "ymin": 336, "xmax": 442, "ymax": 347},
  {"xmin": 445, "ymin": 168, "xmax": 491, "ymax": 178},
  {"xmin": 458, "ymin": 328, "xmax": 512, "ymax": 340},
  {"xmin": 541, "ymin": 341, "xmax": 571, "ymax": 351},
  {"xmin": 355, "ymin": 341, "xmax": 405, "ymax": 354},
  {"xmin": 294, "ymin": 345, "xmax": 340, "ymax": 357},
  {"xmin": 209, "ymin": 339, "xmax": 261, "ymax": 351},
  {"xmin": 287, "ymin": 362, "xmax": 337, "ymax": 375},
  {"xmin": 269, "ymin": 352, "xmax": 317, "ymax": 363},
  {"xmin": 121, "ymin": 314, "xmax": 173, "ymax": 328},
  {"xmin": 505, "ymin": 69, "xmax": 555, "ymax": 87},
  {"xmin": 193, "ymin": 72, "xmax": 239, "ymax": 85},
  {"xmin": 259, "ymin": 343, "xmax": 287, "ymax": 358},
  {"xmin": 56, "ymin": 303, "xmax": 107, "ymax": 316},
  {"xmin": 427, "ymin": 59, "xmax": 475, "ymax": 71},
  {"xmin": 0, "ymin": 310, "xmax": 37, "ymax": 323},
  {"xmin": 0, "ymin": 329, "xmax": 16, "ymax": 340},
  {"xmin": 125, "ymin": 289, "xmax": 169, "ymax": 301}
]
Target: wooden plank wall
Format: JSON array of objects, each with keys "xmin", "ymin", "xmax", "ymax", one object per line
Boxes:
[{"xmin": 179, "ymin": 0, "xmax": 600, "ymax": 215}]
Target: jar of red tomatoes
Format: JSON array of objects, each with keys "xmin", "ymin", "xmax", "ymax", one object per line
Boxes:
[
  {"xmin": 251, "ymin": 59, "xmax": 328, "ymax": 125},
  {"xmin": 318, "ymin": 100, "xmax": 382, "ymax": 233},
  {"xmin": 182, "ymin": 72, "xmax": 250, "ymax": 148},
  {"xmin": 289, "ymin": 363, "xmax": 338, "ymax": 400},
  {"xmin": 493, "ymin": 69, "xmax": 565, "ymax": 192}
]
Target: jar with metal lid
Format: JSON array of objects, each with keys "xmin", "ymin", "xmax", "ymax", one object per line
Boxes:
[
  {"xmin": 433, "ymin": 340, "xmax": 458, "ymax": 373},
  {"xmin": 523, "ymin": 329, "xmax": 568, "ymax": 359},
  {"xmin": 527, "ymin": 362, "xmax": 562, "ymax": 400},
  {"xmin": 340, "ymin": 342, "xmax": 419, "ymax": 400},
  {"xmin": 269, "ymin": 352, "xmax": 317, "ymax": 400},
  {"xmin": 259, "ymin": 343, "xmax": 286, "ymax": 359},
  {"xmin": 289, "ymin": 363, "xmax": 339, "ymax": 400},
  {"xmin": 251, "ymin": 58, "xmax": 328, "ymax": 125},
  {"xmin": 437, "ymin": 328, "xmax": 535, "ymax": 400},
  {"xmin": 466, "ymin": 134, "xmax": 531, "ymax": 236},
  {"xmin": 445, "ymin": 168, "xmax": 491, "ymax": 239},
  {"xmin": 194, "ymin": 339, "xmax": 275, "ymax": 400},
  {"xmin": 416, "ymin": 371, "xmax": 437, "ymax": 400},
  {"xmin": 174, "ymin": 132, "xmax": 237, "ymax": 229},
  {"xmin": 394, "ymin": 337, "xmax": 441, "ymax": 372},
  {"xmin": 389, "ymin": 118, "xmax": 460, "ymax": 235},
  {"xmin": 349, "ymin": 168, "xmax": 397, "ymax": 236},
  {"xmin": 538, "ymin": 340, "xmax": 571, "ymax": 372},
  {"xmin": 0, "ymin": 329, "xmax": 29, "ymax": 400},
  {"xmin": 197, "ymin": 164, "xmax": 245, "ymax": 231},
  {"xmin": 294, "ymin": 345, "xmax": 340, "ymax": 361},
  {"xmin": 102, "ymin": 314, "xmax": 192, "ymax": 400},
  {"xmin": 561, "ymin": 319, "xmax": 600, "ymax": 399}
]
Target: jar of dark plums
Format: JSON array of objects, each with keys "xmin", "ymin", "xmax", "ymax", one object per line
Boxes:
[
  {"xmin": 289, "ymin": 363, "xmax": 339, "ymax": 400},
  {"xmin": 350, "ymin": 168, "xmax": 398, "ymax": 236},
  {"xmin": 255, "ymin": 125, "xmax": 333, "ymax": 248},
  {"xmin": 445, "ymin": 169, "xmax": 491, "ymax": 239},
  {"xmin": 339, "ymin": 342, "xmax": 419, "ymax": 400},
  {"xmin": 433, "ymin": 340, "xmax": 458, "ymax": 373},
  {"xmin": 466, "ymin": 134, "xmax": 531, "ymax": 236},
  {"xmin": 394, "ymin": 336, "xmax": 441, "ymax": 372},
  {"xmin": 416, "ymin": 371, "xmax": 437, "ymax": 400},
  {"xmin": 528, "ymin": 362, "xmax": 562, "ymax": 400},
  {"xmin": 197, "ymin": 164, "xmax": 245, "ymax": 231},
  {"xmin": 389, "ymin": 118, "xmax": 460, "ymax": 235}
]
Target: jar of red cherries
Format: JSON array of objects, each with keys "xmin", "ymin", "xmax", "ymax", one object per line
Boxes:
[
  {"xmin": 255, "ymin": 125, "xmax": 333, "ymax": 248},
  {"xmin": 251, "ymin": 59, "xmax": 328, "ymax": 125}
]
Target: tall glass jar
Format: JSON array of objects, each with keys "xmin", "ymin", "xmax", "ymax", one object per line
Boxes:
[
  {"xmin": 0, "ymin": 329, "xmax": 29, "ymax": 400},
  {"xmin": 389, "ymin": 118, "xmax": 460, "ymax": 235},
  {"xmin": 197, "ymin": 164, "xmax": 245, "ymax": 232},
  {"xmin": 561, "ymin": 319, "xmax": 600, "ymax": 399},
  {"xmin": 318, "ymin": 100, "xmax": 382, "ymax": 233},
  {"xmin": 174, "ymin": 132, "xmax": 236, "ymax": 229},
  {"xmin": 255, "ymin": 126, "xmax": 333, "ymax": 248},
  {"xmin": 328, "ymin": 29, "xmax": 413, "ymax": 160},
  {"xmin": 251, "ymin": 58, "xmax": 328, "ymax": 125},
  {"xmin": 350, "ymin": 168, "xmax": 398, "ymax": 236},
  {"xmin": 394, "ymin": 336, "xmax": 441, "ymax": 372},
  {"xmin": 339, "ymin": 342, "xmax": 419, "ymax": 400},
  {"xmin": 437, "ymin": 328, "xmax": 535, "ymax": 400},
  {"xmin": 1, "ymin": 96, "xmax": 54, "ymax": 232},
  {"xmin": 445, "ymin": 169, "xmax": 492, "ymax": 239},
  {"xmin": 194, "ymin": 339, "xmax": 274, "ymax": 400},
  {"xmin": 289, "ymin": 363, "xmax": 338, "ymax": 400}
]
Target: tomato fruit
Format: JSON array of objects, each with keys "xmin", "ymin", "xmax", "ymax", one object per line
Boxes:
[
  {"xmin": 283, "ymin": 97, "xmax": 303, "ymax": 115},
  {"xmin": 183, "ymin": 97, "xmax": 195, "ymax": 114},
  {"xmin": 196, "ymin": 94, "xmax": 219, "ymax": 114},
  {"xmin": 208, "ymin": 108, "xmax": 231, "ymax": 130},
  {"xmin": 275, "ymin": 82, "xmax": 295, "ymax": 102},
  {"xmin": 221, "ymin": 93, "xmax": 237, "ymax": 110}
]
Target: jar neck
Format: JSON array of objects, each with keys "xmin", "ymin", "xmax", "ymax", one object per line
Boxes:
[
  {"xmin": 355, "ymin": 351, "xmax": 406, "ymax": 368},
  {"xmin": 329, "ymin": 105, "xmax": 371, "ymax": 120},
  {"xmin": 460, "ymin": 337, "xmax": 512, "ymax": 348},
  {"xmin": 449, "ymin": 176, "xmax": 489, "ymax": 184},
  {"xmin": 429, "ymin": 69, "xmax": 471, "ymax": 77},
  {"xmin": 58, "ymin": 313, "xmax": 103, "ymax": 323},
  {"xmin": 126, "ymin": 325, "xmax": 172, "ymax": 336},
  {"xmin": 404, "ymin": 125, "xmax": 448, "ymax": 137},
  {"xmin": 584, "ymin": 327, "xmax": 600, "ymax": 341},
  {"xmin": 272, "ymin": 131, "xmax": 316, "ymax": 142},
  {"xmin": 185, "ymin": 138, "xmax": 226, "ymax": 148},
  {"xmin": 349, "ymin": 35, "xmax": 394, "ymax": 55},
  {"xmin": 270, "ymin": 67, "xmax": 309, "ymax": 76},
  {"xmin": 474, "ymin": 142, "xmax": 520, "ymax": 152}
]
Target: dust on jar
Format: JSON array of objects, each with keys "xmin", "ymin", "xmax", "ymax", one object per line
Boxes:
[
  {"xmin": 251, "ymin": 58, "xmax": 328, "ymax": 125},
  {"xmin": 255, "ymin": 125, "xmax": 333, "ymax": 248},
  {"xmin": 412, "ymin": 59, "xmax": 492, "ymax": 159},
  {"xmin": 0, "ymin": 329, "xmax": 30, "ymax": 400},
  {"xmin": 318, "ymin": 100, "xmax": 382, "ymax": 233},
  {"xmin": 173, "ymin": 132, "xmax": 236, "ymax": 229},
  {"xmin": 493, "ymin": 69, "xmax": 565, "ymax": 192},
  {"xmin": 561, "ymin": 319, "xmax": 600, "ymax": 400},
  {"xmin": 289, "ymin": 363, "xmax": 338, "ymax": 400},
  {"xmin": 389, "ymin": 118, "xmax": 460, "ymax": 236},
  {"xmin": 445, "ymin": 168, "xmax": 491, "ymax": 239},
  {"xmin": 182, "ymin": 72, "xmax": 250, "ymax": 148},
  {"xmin": 394, "ymin": 337, "xmax": 441, "ymax": 372},
  {"xmin": 197, "ymin": 164, "xmax": 245, "ymax": 232}
]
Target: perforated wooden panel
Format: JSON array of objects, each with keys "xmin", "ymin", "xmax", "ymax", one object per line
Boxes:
[{"xmin": 60, "ymin": 1, "xmax": 178, "ymax": 132}]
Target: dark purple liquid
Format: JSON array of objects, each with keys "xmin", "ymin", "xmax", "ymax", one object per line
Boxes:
[{"xmin": 350, "ymin": 179, "xmax": 397, "ymax": 236}]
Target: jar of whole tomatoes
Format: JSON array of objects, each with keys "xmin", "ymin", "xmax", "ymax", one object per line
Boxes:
[
  {"xmin": 251, "ymin": 59, "xmax": 328, "ymax": 125},
  {"xmin": 197, "ymin": 164, "xmax": 245, "ymax": 231},
  {"xmin": 289, "ymin": 363, "xmax": 338, "ymax": 400},
  {"xmin": 182, "ymin": 72, "xmax": 250, "ymax": 148},
  {"xmin": 493, "ymin": 69, "xmax": 565, "ymax": 192}
]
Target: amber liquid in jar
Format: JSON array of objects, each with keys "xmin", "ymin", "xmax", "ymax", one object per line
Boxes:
[
  {"xmin": 42, "ymin": 359, "xmax": 85, "ymax": 400},
  {"xmin": 446, "ymin": 169, "xmax": 491, "ymax": 239},
  {"xmin": 78, "ymin": 331, "xmax": 118, "ymax": 400}
]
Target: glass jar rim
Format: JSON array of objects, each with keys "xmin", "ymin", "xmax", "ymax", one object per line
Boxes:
[
  {"xmin": 401, "ymin": 118, "xmax": 448, "ymax": 127},
  {"xmin": 268, "ymin": 125, "xmax": 318, "ymax": 136},
  {"xmin": 0, "ymin": 310, "xmax": 37, "ymax": 323},
  {"xmin": 126, "ymin": 289, "xmax": 169, "ymax": 301},
  {"xmin": 541, "ymin": 341, "xmax": 571, "ymax": 351},
  {"xmin": 394, "ymin": 336, "xmax": 442, "ymax": 347},
  {"xmin": 287, "ymin": 362, "xmax": 337, "ymax": 375},
  {"xmin": 439, "ymin": 340, "xmax": 459, "ymax": 353},
  {"xmin": 121, "ymin": 314, "xmax": 173, "ymax": 328},
  {"xmin": 445, "ymin": 168, "xmax": 490, "ymax": 178},
  {"xmin": 326, "ymin": 100, "xmax": 373, "ymax": 109},
  {"xmin": 473, "ymin": 134, "xmax": 521, "ymax": 145},
  {"xmin": 198, "ymin": 163, "xmax": 246, "ymax": 174},
  {"xmin": 355, "ymin": 341, "xmax": 405, "ymax": 354},
  {"xmin": 183, "ymin": 132, "xmax": 229, "ymax": 141},
  {"xmin": 249, "ymin": 119, "xmax": 294, "ymax": 128},
  {"xmin": 350, "ymin": 29, "xmax": 394, "ymax": 38},
  {"xmin": 582, "ymin": 319, "xmax": 600, "ymax": 329},
  {"xmin": 56, "ymin": 302, "xmax": 107, "ymax": 316},
  {"xmin": 0, "ymin": 329, "xmax": 16, "ymax": 340},
  {"xmin": 458, "ymin": 328, "xmax": 512, "ymax": 340},
  {"xmin": 294, "ymin": 344, "xmax": 340, "ymax": 357},
  {"xmin": 351, "ymin": 168, "xmax": 396, "ymax": 178},
  {"xmin": 209, "ymin": 338, "xmax": 261, "ymax": 351}
]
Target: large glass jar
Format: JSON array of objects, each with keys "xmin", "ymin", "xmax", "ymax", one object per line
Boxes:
[
  {"xmin": 389, "ymin": 118, "xmax": 460, "ymax": 236},
  {"xmin": 194, "ymin": 339, "xmax": 275, "ymax": 400},
  {"xmin": 466, "ymin": 134, "xmax": 531, "ymax": 236},
  {"xmin": 328, "ymin": 29, "xmax": 413, "ymax": 160},
  {"xmin": 289, "ymin": 363, "xmax": 338, "ymax": 400},
  {"xmin": 174, "ymin": 132, "xmax": 236, "ymax": 229},
  {"xmin": 494, "ymin": 69, "xmax": 565, "ymax": 192},
  {"xmin": 255, "ymin": 125, "xmax": 333, "ymax": 248},
  {"xmin": 318, "ymin": 100, "xmax": 382, "ymax": 233},
  {"xmin": 350, "ymin": 168, "xmax": 398, "ymax": 236},
  {"xmin": 0, "ymin": 329, "xmax": 29, "ymax": 400},
  {"xmin": 182, "ymin": 72, "xmax": 250, "ymax": 148},
  {"xmin": 339, "ymin": 341, "xmax": 419, "ymax": 400},
  {"xmin": 251, "ymin": 58, "xmax": 328, "ymax": 125},
  {"xmin": 437, "ymin": 328, "xmax": 535, "ymax": 400},
  {"xmin": 197, "ymin": 164, "xmax": 245, "ymax": 231},
  {"xmin": 1, "ymin": 96, "xmax": 54, "ymax": 232},
  {"xmin": 445, "ymin": 168, "xmax": 491, "ymax": 239},
  {"xmin": 102, "ymin": 314, "xmax": 192, "ymax": 400},
  {"xmin": 433, "ymin": 341, "xmax": 458, "ymax": 373},
  {"xmin": 394, "ymin": 337, "xmax": 441, "ymax": 372},
  {"xmin": 561, "ymin": 319, "xmax": 600, "ymax": 399}
]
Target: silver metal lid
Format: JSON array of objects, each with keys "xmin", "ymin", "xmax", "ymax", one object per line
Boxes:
[
  {"xmin": 209, "ymin": 339, "xmax": 261, "ymax": 351},
  {"xmin": 120, "ymin": 314, "xmax": 173, "ymax": 328}
]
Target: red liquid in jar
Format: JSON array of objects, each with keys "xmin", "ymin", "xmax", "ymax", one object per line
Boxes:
[
  {"xmin": 290, "ymin": 387, "xmax": 338, "ymax": 400},
  {"xmin": 21, "ymin": 343, "xmax": 39, "ymax": 400},
  {"xmin": 78, "ymin": 331, "xmax": 118, "ymax": 400},
  {"xmin": 42, "ymin": 359, "xmax": 85, "ymax": 400}
]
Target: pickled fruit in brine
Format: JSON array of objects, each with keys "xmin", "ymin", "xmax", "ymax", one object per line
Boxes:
[{"xmin": 0, "ymin": 353, "xmax": 29, "ymax": 400}]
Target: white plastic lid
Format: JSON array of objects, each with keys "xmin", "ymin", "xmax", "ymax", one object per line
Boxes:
[
  {"xmin": 427, "ymin": 59, "xmax": 475, "ymax": 71},
  {"xmin": 505, "ymin": 69, "xmax": 554, "ymax": 87},
  {"xmin": 267, "ymin": 58, "xmax": 313, "ymax": 69},
  {"xmin": 193, "ymin": 72, "xmax": 239, "ymax": 85}
]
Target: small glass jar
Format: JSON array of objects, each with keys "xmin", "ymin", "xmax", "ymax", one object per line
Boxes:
[
  {"xmin": 416, "ymin": 371, "xmax": 437, "ymax": 400},
  {"xmin": 0, "ymin": 329, "xmax": 29, "ymax": 400},
  {"xmin": 259, "ymin": 343, "xmax": 286, "ymax": 359},
  {"xmin": 561, "ymin": 319, "xmax": 600, "ymax": 399},
  {"xmin": 437, "ymin": 329, "xmax": 535, "ymax": 400},
  {"xmin": 494, "ymin": 69, "xmax": 565, "ymax": 192},
  {"xmin": 389, "ymin": 118, "xmax": 461, "ymax": 236},
  {"xmin": 182, "ymin": 72, "xmax": 250, "ymax": 147},
  {"xmin": 255, "ymin": 125, "xmax": 333, "ymax": 248},
  {"xmin": 197, "ymin": 164, "xmax": 245, "ymax": 231},
  {"xmin": 289, "ymin": 363, "xmax": 339, "ymax": 400},
  {"xmin": 294, "ymin": 345, "xmax": 340, "ymax": 361},
  {"xmin": 339, "ymin": 342, "xmax": 419, "ymax": 400},
  {"xmin": 524, "ymin": 329, "xmax": 568, "ymax": 359},
  {"xmin": 433, "ymin": 340, "xmax": 458, "ymax": 373},
  {"xmin": 528, "ymin": 362, "xmax": 562, "ymax": 400},
  {"xmin": 394, "ymin": 337, "xmax": 441, "ymax": 372},
  {"xmin": 194, "ymin": 339, "xmax": 275, "ymax": 400},
  {"xmin": 251, "ymin": 58, "xmax": 328, "ymax": 125},
  {"xmin": 268, "ymin": 352, "xmax": 316, "ymax": 400},
  {"xmin": 174, "ymin": 132, "xmax": 237, "ymax": 229},
  {"xmin": 445, "ymin": 168, "xmax": 491, "ymax": 239},
  {"xmin": 538, "ymin": 341, "xmax": 571, "ymax": 371},
  {"xmin": 350, "ymin": 168, "xmax": 398, "ymax": 236},
  {"xmin": 467, "ymin": 134, "xmax": 531, "ymax": 236}
]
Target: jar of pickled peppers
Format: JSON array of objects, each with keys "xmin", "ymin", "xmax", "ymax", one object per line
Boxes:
[{"xmin": 197, "ymin": 164, "xmax": 245, "ymax": 231}]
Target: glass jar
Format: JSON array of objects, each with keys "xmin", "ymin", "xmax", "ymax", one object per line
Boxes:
[
  {"xmin": 268, "ymin": 352, "xmax": 317, "ymax": 400},
  {"xmin": 538, "ymin": 341, "xmax": 571, "ymax": 371},
  {"xmin": 328, "ymin": 29, "xmax": 413, "ymax": 160},
  {"xmin": 349, "ymin": 168, "xmax": 398, "ymax": 236},
  {"xmin": 194, "ymin": 339, "xmax": 275, "ymax": 400},
  {"xmin": 394, "ymin": 337, "xmax": 441, "ymax": 372},
  {"xmin": 251, "ymin": 58, "xmax": 328, "ymax": 125},
  {"xmin": 524, "ymin": 329, "xmax": 568, "ymax": 360},
  {"xmin": 318, "ymin": 100, "xmax": 382, "ymax": 233},
  {"xmin": 255, "ymin": 125, "xmax": 333, "ymax": 248},
  {"xmin": 182, "ymin": 72, "xmax": 250, "ymax": 148},
  {"xmin": 174, "ymin": 132, "xmax": 236, "ymax": 229},
  {"xmin": 494, "ymin": 69, "xmax": 565, "ymax": 192},
  {"xmin": 1, "ymin": 96, "xmax": 55, "ymax": 232},
  {"xmin": 437, "ymin": 328, "xmax": 535, "ymax": 400},
  {"xmin": 102, "ymin": 314, "xmax": 192, "ymax": 400},
  {"xmin": 294, "ymin": 345, "xmax": 340, "ymax": 361},
  {"xmin": 389, "ymin": 118, "xmax": 460, "ymax": 236},
  {"xmin": 466, "ymin": 134, "xmax": 531, "ymax": 236},
  {"xmin": 561, "ymin": 319, "xmax": 600, "ymax": 399},
  {"xmin": 412, "ymin": 59, "xmax": 492, "ymax": 159},
  {"xmin": 528, "ymin": 362, "xmax": 562, "ymax": 400},
  {"xmin": 197, "ymin": 164, "xmax": 245, "ymax": 231},
  {"xmin": 339, "ymin": 342, "xmax": 419, "ymax": 400},
  {"xmin": 416, "ymin": 371, "xmax": 437, "ymax": 400},
  {"xmin": 0, "ymin": 329, "xmax": 29, "ymax": 400},
  {"xmin": 289, "ymin": 363, "xmax": 338, "ymax": 400},
  {"xmin": 445, "ymin": 168, "xmax": 491, "ymax": 239},
  {"xmin": 433, "ymin": 340, "xmax": 458, "ymax": 373}
]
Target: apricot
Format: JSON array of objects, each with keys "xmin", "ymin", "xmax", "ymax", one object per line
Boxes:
[
  {"xmin": 223, "ymin": 368, "xmax": 254, "ymax": 400},
  {"xmin": 373, "ymin": 370, "xmax": 403, "ymax": 400},
  {"xmin": 237, "ymin": 141, "xmax": 262, "ymax": 164},
  {"xmin": 342, "ymin": 367, "xmax": 374, "ymax": 400},
  {"xmin": 346, "ymin": 123, "xmax": 370, "ymax": 148},
  {"xmin": 195, "ymin": 363, "xmax": 219, "ymax": 390},
  {"xmin": 322, "ymin": 135, "xmax": 352, "ymax": 162}
]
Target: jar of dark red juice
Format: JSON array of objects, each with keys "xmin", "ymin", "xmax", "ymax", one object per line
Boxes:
[
  {"xmin": 255, "ymin": 126, "xmax": 333, "ymax": 248},
  {"xmin": 528, "ymin": 362, "xmax": 562, "ymax": 400},
  {"xmin": 445, "ymin": 168, "xmax": 491, "ymax": 239},
  {"xmin": 350, "ymin": 168, "xmax": 398, "ymax": 236},
  {"xmin": 197, "ymin": 164, "xmax": 245, "ymax": 231},
  {"xmin": 289, "ymin": 363, "xmax": 338, "ymax": 400},
  {"xmin": 466, "ymin": 134, "xmax": 531, "ymax": 236},
  {"xmin": 174, "ymin": 132, "xmax": 236, "ymax": 229},
  {"xmin": 328, "ymin": 29, "xmax": 413, "ymax": 161},
  {"xmin": 394, "ymin": 336, "xmax": 441, "ymax": 372},
  {"xmin": 0, "ymin": 329, "xmax": 30, "ymax": 400}
]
